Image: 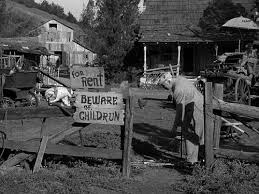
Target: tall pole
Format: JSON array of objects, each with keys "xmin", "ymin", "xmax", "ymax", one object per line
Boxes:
[
  {"xmin": 238, "ymin": 40, "xmax": 241, "ymax": 52},
  {"xmin": 177, "ymin": 45, "xmax": 181, "ymax": 76},
  {"xmin": 144, "ymin": 45, "xmax": 147, "ymax": 76}
]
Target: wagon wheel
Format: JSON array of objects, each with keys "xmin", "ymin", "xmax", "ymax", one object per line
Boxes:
[
  {"xmin": 235, "ymin": 77, "xmax": 251, "ymax": 105},
  {"xmin": 0, "ymin": 97, "xmax": 15, "ymax": 108},
  {"xmin": 25, "ymin": 91, "xmax": 39, "ymax": 107}
]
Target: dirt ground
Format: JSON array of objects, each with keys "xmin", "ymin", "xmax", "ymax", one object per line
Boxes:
[{"xmin": 0, "ymin": 93, "xmax": 259, "ymax": 193}]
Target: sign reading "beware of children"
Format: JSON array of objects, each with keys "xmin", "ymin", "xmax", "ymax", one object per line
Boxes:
[
  {"xmin": 73, "ymin": 92, "xmax": 124, "ymax": 125},
  {"xmin": 71, "ymin": 66, "xmax": 125, "ymax": 125}
]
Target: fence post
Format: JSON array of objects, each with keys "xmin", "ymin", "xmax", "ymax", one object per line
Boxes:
[
  {"xmin": 204, "ymin": 82, "xmax": 214, "ymax": 168},
  {"xmin": 213, "ymin": 84, "xmax": 223, "ymax": 149},
  {"xmin": 122, "ymin": 89, "xmax": 134, "ymax": 178}
]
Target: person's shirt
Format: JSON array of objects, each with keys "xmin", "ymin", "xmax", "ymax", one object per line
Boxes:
[{"xmin": 172, "ymin": 76, "xmax": 203, "ymax": 109}]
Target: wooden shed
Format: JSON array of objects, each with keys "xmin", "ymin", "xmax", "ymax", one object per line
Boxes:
[{"xmin": 138, "ymin": 0, "xmax": 255, "ymax": 75}]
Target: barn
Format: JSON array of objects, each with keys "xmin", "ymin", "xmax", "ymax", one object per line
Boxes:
[{"xmin": 34, "ymin": 19, "xmax": 97, "ymax": 68}]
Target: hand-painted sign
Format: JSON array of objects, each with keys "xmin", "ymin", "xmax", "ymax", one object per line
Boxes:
[
  {"xmin": 73, "ymin": 91, "xmax": 124, "ymax": 125},
  {"xmin": 73, "ymin": 108, "xmax": 124, "ymax": 125},
  {"xmin": 70, "ymin": 67, "xmax": 105, "ymax": 89},
  {"xmin": 74, "ymin": 92, "xmax": 124, "ymax": 109}
]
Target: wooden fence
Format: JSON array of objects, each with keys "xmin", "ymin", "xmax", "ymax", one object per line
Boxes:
[
  {"xmin": 0, "ymin": 55, "xmax": 23, "ymax": 69},
  {"xmin": 0, "ymin": 87, "xmax": 134, "ymax": 177},
  {"xmin": 204, "ymin": 82, "xmax": 259, "ymax": 167}
]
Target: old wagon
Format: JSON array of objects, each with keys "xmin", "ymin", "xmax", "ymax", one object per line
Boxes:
[
  {"xmin": 0, "ymin": 69, "xmax": 39, "ymax": 108},
  {"xmin": 201, "ymin": 52, "xmax": 259, "ymax": 105}
]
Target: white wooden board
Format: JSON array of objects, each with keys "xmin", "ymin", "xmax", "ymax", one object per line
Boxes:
[
  {"xmin": 74, "ymin": 91, "xmax": 124, "ymax": 109},
  {"xmin": 73, "ymin": 108, "xmax": 125, "ymax": 125},
  {"xmin": 70, "ymin": 66, "xmax": 105, "ymax": 89}
]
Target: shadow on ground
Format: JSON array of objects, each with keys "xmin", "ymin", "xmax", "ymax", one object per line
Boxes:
[{"xmin": 132, "ymin": 123, "xmax": 183, "ymax": 162}]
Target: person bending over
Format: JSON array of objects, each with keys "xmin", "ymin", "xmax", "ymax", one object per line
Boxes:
[{"xmin": 159, "ymin": 73, "xmax": 204, "ymax": 164}]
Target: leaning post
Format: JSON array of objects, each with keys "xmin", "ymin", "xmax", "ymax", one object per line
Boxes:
[{"xmin": 204, "ymin": 82, "xmax": 214, "ymax": 168}]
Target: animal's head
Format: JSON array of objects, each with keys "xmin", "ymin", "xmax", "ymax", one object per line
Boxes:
[{"xmin": 45, "ymin": 88, "xmax": 55, "ymax": 102}]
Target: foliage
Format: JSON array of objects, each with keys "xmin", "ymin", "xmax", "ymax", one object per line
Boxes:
[
  {"xmin": 0, "ymin": 0, "xmax": 78, "ymax": 37},
  {"xmin": 0, "ymin": 0, "xmax": 7, "ymax": 30},
  {"xmin": 172, "ymin": 159, "xmax": 259, "ymax": 194},
  {"xmin": 66, "ymin": 11, "xmax": 77, "ymax": 23},
  {"xmin": 80, "ymin": 0, "xmax": 141, "ymax": 83},
  {"xmin": 0, "ymin": 161, "xmax": 135, "ymax": 193},
  {"xmin": 39, "ymin": 0, "xmax": 66, "ymax": 19},
  {"xmin": 11, "ymin": 0, "xmax": 38, "ymax": 8},
  {"xmin": 79, "ymin": 0, "xmax": 96, "ymax": 30},
  {"xmin": 11, "ymin": 0, "xmax": 78, "ymax": 23},
  {"xmin": 198, "ymin": 0, "xmax": 254, "ymax": 41},
  {"xmin": 0, "ymin": 2, "xmax": 38, "ymax": 37}
]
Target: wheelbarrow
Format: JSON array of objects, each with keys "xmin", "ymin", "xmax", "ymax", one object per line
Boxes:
[{"xmin": 0, "ymin": 70, "xmax": 40, "ymax": 108}]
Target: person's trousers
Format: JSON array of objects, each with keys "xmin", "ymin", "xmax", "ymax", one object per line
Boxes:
[{"xmin": 185, "ymin": 139, "xmax": 199, "ymax": 164}]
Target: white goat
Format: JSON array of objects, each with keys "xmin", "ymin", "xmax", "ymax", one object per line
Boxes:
[{"xmin": 45, "ymin": 86, "xmax": 73, "ymax": 106}]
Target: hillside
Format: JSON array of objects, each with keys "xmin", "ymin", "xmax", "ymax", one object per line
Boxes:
[{"xmin": 6, "ymin": 0, "xmax": 84, "ymax": 38}]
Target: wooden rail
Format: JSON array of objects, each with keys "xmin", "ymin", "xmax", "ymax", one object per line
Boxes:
[
  {"xmin": 0, "ymin": 87, "xmax": 134, "ymax": 178},
  {"xmin": 145, "ymin": 64, "xmax": 180, "ymax": 72},
  {"xmin": 204, "ymin": 82, "xmax": 259, "ymax": 167},
  {"xmin": 0, "ymin": 55, "xmax": 23, "ymax": 69},
  {"xmin": 0, "ymin": 106, "xmax": 75, "ymax": 120}
]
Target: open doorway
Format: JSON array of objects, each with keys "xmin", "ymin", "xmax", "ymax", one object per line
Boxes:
[
  {"xmin": 54, "ymin": 51, "xmax": 62, "ymax": 69},
  {"xmin": 183, "ymin": 47, "xmax": 194, "ymax": 73}
]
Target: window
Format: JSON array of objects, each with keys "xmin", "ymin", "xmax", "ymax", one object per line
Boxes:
[{"xmin": 49, "ymin": 23, "xmax": 57, "ymax": 30}]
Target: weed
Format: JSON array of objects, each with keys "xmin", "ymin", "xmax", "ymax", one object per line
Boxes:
[{"xmin": 172, "ymin": 159, "xmax": 259, "ymax": 194}]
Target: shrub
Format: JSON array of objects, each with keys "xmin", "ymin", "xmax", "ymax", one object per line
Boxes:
[{"xmin": 172, "ymin": 159, "xmax": 259, "ymax": 194}]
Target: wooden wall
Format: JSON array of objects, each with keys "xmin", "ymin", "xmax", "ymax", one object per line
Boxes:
[
  {"xmin": 69, "ymin": 42, "xmax": 97, "ymax": 66},
  {"xmin": 37, "ymin": 20, "xmax": 96, "ymax": 67},
  {"xmin": 39, "ymin": 19, "xmax": 74, "ymax": 42}
]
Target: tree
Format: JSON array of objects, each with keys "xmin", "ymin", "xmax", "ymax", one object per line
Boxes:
[
  {"xmin": 80, "ymin": 0, "xmax": 96, "ymax": 29},
  {"xmin": 39, "ymin": 0, "xmax": 76, "ymax": 23},
  {"xmin": 66, "ymin": 11, "xmax": 77, "ymax": 23},
  {"xmin": 49, "ymin": 2, "xmax": 66, "ymax": 19},
  {"xmin": 92, "ymin": 0, "xmax": 140, "ymax": 82},
  {"xmin": 39, "ymin": 0, "xmax": 49, "ymax": 12},
  {"xmin": 198, "ymin": 0, "xmax": 250, "ymax": 41},
  {"xmin": 0, "ymin": 0, "xmax": 6, "ymax": 29}
]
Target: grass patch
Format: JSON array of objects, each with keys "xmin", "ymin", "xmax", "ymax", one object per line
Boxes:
[
  {"xmin": 172, "ymin": 159, "xmax": 259, "ymax": 194},
  {"xmin": 0, "ymin": 161, "xmax": 137, "ymax": 194}
]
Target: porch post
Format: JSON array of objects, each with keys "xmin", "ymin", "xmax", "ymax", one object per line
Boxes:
[
  {"xmin": 215, "ymin": 44, "xmax": 218, "ymax": 57},
  {"xmin": 177, "ymin": 45, "xmax": 181, "ymax": 76},
  {"xmin": 144, "ymin": 44, "xmax": 147, "ymax": 76},
  {"xmin": 238, "ymin": 40, "xmax": 241, "ymax": 52}
]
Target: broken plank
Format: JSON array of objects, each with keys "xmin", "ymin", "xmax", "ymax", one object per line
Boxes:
[
  {"xmin": 1, "ymin": 140, "xmax": 122, "ymax": 159},
  {"xmin": 0, "ymin": 153, "xmax": 34, "ymax": 169}
]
